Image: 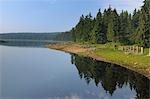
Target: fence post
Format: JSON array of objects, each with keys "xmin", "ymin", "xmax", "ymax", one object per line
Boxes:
[
  {"xmin": 134, "ymin": 46, "xmax": 136, "ymax": 53},
  {"xmin": 136, "ymin": 46, "xmax": 138, "ymax": 54},
  {"xmin": 129, "ymin": 46, "xmax": 131, "ymax": 53},
  {"xmin": 141, "ymin": 47, "xmax": 143, "ymax": 55},
  {"xmin": 131, "ymin": 46, "xmax": 134, "ymax": 53}
]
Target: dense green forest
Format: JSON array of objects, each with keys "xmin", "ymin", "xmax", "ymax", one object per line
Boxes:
[
  {"xmin": 0, "ymin": 33, "xmax": 60, "ymax": 40},
  {"xmin": 57, "ymin": 0, "xmax": 150, "ymax": 47},
  {"xmin": 55, "ymin": 31, "xmax": 72, "ymax": 41}
]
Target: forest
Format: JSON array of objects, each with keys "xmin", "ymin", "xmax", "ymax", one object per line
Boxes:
[
  {"xmin": 0, "ymin": 33, "xmax": 60, "ymax": 40},
  {"xmin": 56, "ymin": 0, "xmax": 150, "ymax": 48}
]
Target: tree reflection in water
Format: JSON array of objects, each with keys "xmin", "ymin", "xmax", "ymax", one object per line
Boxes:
[{"xmin": 71, "ymin": 54, "xmax": 150, "ymax": 99}]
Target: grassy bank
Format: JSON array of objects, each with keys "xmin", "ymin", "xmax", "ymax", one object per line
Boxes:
[{"xmin": 48, "ymin": 42, "xmax": 150, "ymax": 79}]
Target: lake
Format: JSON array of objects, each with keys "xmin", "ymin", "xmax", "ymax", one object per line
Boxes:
[{"xmin": 0, "ymin": 41, "xmax": 149, "ymax": 99}]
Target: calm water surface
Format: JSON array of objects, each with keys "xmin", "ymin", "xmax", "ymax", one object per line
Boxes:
[{"xmin": 0, "ymin": 42, "xmax": 149, "ymax": 99}]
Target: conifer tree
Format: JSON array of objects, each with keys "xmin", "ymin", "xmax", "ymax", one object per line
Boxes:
[
  {"xmin": 134, "ymin": 13, "xmax": 145, "ymax": 46},
  {"xmin": 91, "ymin": 9, "xmax": 106, "ymax": 44}
]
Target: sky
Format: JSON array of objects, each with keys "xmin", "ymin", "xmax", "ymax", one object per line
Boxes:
[{"xmin": 0, "ymin": 0, "xmax": 144, "ymax": 33}]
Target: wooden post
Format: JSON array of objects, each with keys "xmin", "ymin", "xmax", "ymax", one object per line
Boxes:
[
  {"xmin": 131, "ymin": 46, "xmax": 133, "ymax": 53},
  {"xmin": 129, "ymin": 46, "xmax": 132, "ymax": 53},
  {"xmin": 128, "ymin": 46, "xmax": 130, "ymax": 53},
  {"xmin": 129, "ymin": 46, "xmax": 131, "ymax": 53},
  {"xmin": 126, "ymin": 46, "xmax": 128, "ymax": 52},
  {"xmin": 141, "ymin": 47, "xmax": 143, "ymax": 55},
  {"xmin": 132, "ymin": 46, "xmax": 134, "ymax": 53},
  {"xmin": 136, "ymin": 46, "xmax": 139, "ymax": 54},
  {"xmin": 139, "ymin": 47, "xmax": 141, "ymax": 53},
  {"xmin": 133, "ymin": 46, "xmax": 136, "ymax": 53}
]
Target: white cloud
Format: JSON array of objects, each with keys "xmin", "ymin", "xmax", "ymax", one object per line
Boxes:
[
  {"xmin": 65, "ymin": 95, "xmax": 81, "ymax": 99},
  {"xmin": 99, "ymin": 0, "xmax": 144, "ymax": 13},
  {"xmin": 47, "ymin": 95, "xmax": 82, "ymax": 99}
]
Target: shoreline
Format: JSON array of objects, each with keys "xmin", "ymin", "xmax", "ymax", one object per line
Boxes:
[{"xmin": 48, "ymin": 43, "xmax": 150, "ymax": 79}]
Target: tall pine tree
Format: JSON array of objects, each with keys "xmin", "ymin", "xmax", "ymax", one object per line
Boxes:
[{"xmin": 91, "ymin": 9, "xmax": 106, "ymax": 44}]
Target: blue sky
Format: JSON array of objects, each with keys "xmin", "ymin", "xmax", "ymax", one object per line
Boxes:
[{"xmin": 0, "ymin": 0, "xmax": 143, "ymax": 33}]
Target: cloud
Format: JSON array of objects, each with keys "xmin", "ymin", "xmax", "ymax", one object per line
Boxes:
[
  {"xmin": 47, "ymin": 95, "xmax": 82, "ymax": 99},
  {"xmin": 65, "ymin": 95, "xmax": 81, "ymax": 99},
  {"xmin": 99, "ymin": 0, "xmax": 144, "ymax": 13}
]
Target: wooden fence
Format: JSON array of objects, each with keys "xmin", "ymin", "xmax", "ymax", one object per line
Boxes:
[{"xmin": 116, "ymin": 45, "xmax": 145, "ymax": 55}]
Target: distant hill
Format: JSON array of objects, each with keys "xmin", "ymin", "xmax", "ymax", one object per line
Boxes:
[{"xmin": 0, "ymin": 32, "xmax": 61, "ymax": 41}]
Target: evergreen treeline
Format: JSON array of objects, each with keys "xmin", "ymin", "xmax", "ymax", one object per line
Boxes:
[
  {"xmin": 0, "ymin": 33, "xmax": 60, "ymax": 40},
  {"xmin": 55, "ymin": 31, "xmax": 72, "ymax": 41},
  {"xmin": 60, "ymin": 0, "xmax": 150, "ymax": 47}
]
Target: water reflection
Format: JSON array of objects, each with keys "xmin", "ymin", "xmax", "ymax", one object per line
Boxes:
[{"xmin": 71, "ymin": 54, "xmax": 150, "ymax": 99}]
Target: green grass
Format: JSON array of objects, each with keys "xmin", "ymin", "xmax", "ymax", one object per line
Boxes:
[{"xmin": 93, "ymin": 45, "xmax": 150, "ymax": 72}]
